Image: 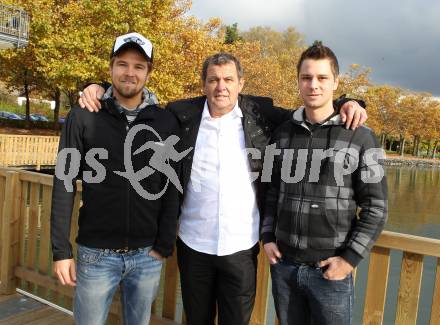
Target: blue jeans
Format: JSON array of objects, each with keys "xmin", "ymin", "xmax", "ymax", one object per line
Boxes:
[
  {"xmin": 270, "ymin": 259, "xmax": 353, "ymax": 325},
  {"xmin": 74, "ymin": 245, "xmax": 162, "ymax": 325}
]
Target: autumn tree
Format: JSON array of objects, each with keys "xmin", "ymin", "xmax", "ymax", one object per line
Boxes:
[
  {"xmin": 364, "ymin": 85, "xmax": 401, "ymax": 148},
  {"xmin": 0, "ymin": 0, "xmax": 225, "ymax": 128},
  {"xmin": 335, "ymin": 64, "xmax": 371, "ymax": 99}
]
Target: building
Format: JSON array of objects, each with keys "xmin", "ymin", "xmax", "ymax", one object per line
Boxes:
[{"xmin": 0, "ymin": 3, "xmax": 29, "ymax": 49}]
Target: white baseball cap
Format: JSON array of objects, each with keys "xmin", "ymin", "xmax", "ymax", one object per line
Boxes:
[{"xmin": 111, "ymin": 32, "xmax": 153, "ymax": 62}]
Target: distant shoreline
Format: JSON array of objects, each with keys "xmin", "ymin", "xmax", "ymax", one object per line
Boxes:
[{"xmin": 385, "ymin": 155, "xmax": 440, "ymax": 168}]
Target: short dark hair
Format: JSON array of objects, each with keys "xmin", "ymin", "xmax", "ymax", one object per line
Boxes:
[
  {"xmin": 297, "ymin": 41, "xmax": 339, "ymax": 77},
  {"xmin": 201, "ymin": 52, "xmax": 243, "ymax": 82}
]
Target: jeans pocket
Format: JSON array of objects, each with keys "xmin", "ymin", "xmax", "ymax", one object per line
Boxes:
[
  {"xmin": 319, "ymin": 270, "xmax": 352, "ymax": 291},
  {"xmin": 77, "ymin": 245, "xmax": 103, "ymax": 265}
]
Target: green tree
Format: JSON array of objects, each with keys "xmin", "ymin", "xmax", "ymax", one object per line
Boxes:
[{"xmin": 224, "ymin": 23, "xmax": 242, "ymax": 44}]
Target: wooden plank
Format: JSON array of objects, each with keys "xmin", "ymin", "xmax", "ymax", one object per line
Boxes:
[
  {"xmin": 15, "ymin": 266, "xmax": 73, "ymax": 298},
  {"xmin": 25, "ymin": 182, "xmax": 40, "ymax": 292},
  {"xmin": 0, "ymin": 293, "xmax": 19, "ymax": 303},
  {"xmin": 162, "ymin": 249, "xmax": 179, "ymax": 320},
  {"xmin": 37, "ymin": 185, "xmax": 52, "ymax": 299},
  {"xmin": 0, "ymin": 175, "xmax": 5, "ymax": 263},
  {"xmin": 25, "ymin": 310, "xmax": 73, "ymax": 325},
  {"xmin": 376, "ymin": 231, "xmax": 440, "ymax": 258},
  {"xmin": 14, "ymin": 267, "xmax": 122, "ymax": 317},
  {"xmin": 362, "ymin": 246, "xmax": 391, "ymax": 325},
  {"xmin": 0, "ymin": 306, "xmax": 52, "ymax": 325},
  {"xmin": 18, "ymin": 181, "xmax": 28, "ymax": 269},
  {"xmin": 395, "ymin": 252, "xmax": 424, "ymax": 325},
  {"xmin": 150, "ymin": 314, "xmax": 181, "ymax": 325},
  {"xmin": 430, "ymin": 257, "xmax": 440, "ymax": 325},
  {"xmin": 0, "ymin": 171, "xmax": 20, "ymax": 294},
  {"xmin": 250, "ymin": 245, "xmax": 270, "ymax": 325},
  {"xmin": 19, "ymin": 171, "xmax": 54, "ymax": 187}
]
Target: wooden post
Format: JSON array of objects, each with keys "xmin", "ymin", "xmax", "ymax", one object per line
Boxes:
[
  {"xmin": 395, "ymin": 252, "xmax": 424, "ymax": 325},
  {"xmin": 0, "ymin": 171, "xmax": 21, "ymax": 294},
  {"xmin": 362, "ymin": 246, "xmax": 391, "ymax": 325},
  {"xmin": 162, "ymin": 249, "xmax": 179, "ymax": 320},
  {"xmin": 250, "ymin": 245, "xmax": 270, "ymax": 325}
]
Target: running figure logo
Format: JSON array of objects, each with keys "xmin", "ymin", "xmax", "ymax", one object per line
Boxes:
[{"xmin": 115, "ymin": 124, "xmax": 192, "ymax": 200}]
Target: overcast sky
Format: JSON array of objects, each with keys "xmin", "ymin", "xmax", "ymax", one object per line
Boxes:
[{"xmin": 189, "ymin": 0, "xmax": 440, "ymax": 96}]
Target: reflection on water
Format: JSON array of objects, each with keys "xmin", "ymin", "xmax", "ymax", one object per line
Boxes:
[{"xmin": 386, "ymin": 166, "xmax": 440, "ymax": 238}]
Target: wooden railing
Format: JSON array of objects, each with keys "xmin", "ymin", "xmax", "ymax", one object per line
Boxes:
[
  {"xmin": 0, "ymin": 135, "xmax": 59, "ymax": 169},
  {"xmin": 0, "ymin": 168, "xmax": 439, "ymax": 324}
]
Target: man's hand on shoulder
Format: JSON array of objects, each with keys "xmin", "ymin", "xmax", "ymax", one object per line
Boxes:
[
  {"xmin": 79, "ymin": 84, "xmax": 105, "ymax": 112},
  {"xmin": 319, "ymin": 256, "xmax": 353, "ymax": 280},
  {"xmin": 340, "ymin": 100, "xmax": 368, "ymax": 130},
  {"xmin": 263, "ymin": 242, "xmax": 282, "ymax": 265},
  {"xmin": 53, "ymin": 258, "xmax": 76, "ymax": 286}
]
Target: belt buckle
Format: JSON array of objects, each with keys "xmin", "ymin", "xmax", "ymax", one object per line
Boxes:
[{"xmin": 113, "ymin": 247, "xmax": 130, "ymax": 254}]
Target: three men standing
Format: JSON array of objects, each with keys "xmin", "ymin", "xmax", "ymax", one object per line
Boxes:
[{"xmin": 61, "ymin": 33, "xmax": 369, "ymax": 324}]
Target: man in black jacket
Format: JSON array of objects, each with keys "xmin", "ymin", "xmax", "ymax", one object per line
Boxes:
[
  {"xmin": 79, "ymin": 52, "xmax": 367, "ymax": 325},
  {"xmin": 51, "ymin": 32, "xmax": 181, "ymax": 324}
]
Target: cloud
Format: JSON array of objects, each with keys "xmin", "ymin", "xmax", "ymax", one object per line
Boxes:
[
  {"xmin": 189, "ymin": 0, "xmax": 305, "ymax": 31},
  {"xmin": 189, "ymin": 0, "xmax": 440, "ymax": 95}
]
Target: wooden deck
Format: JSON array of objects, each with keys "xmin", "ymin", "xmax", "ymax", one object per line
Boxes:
[
  {"xmin": 0, "ymin": 292, "xmax": 180, "ymax": 324},
  {"xmin": 0, "ymin": 293, "xmax": 74, "ymax": 324}
]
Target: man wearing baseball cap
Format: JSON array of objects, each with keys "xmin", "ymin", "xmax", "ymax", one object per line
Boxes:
[{"xmin": 51, "ymin": 32, "xmax": 180, "ymax": 324}]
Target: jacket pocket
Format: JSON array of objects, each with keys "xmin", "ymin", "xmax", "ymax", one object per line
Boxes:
[
  {"xmin": 275, "ymin": 194, "xmax": 301, "ymax": 246},
  {"xmin": 303, "ymin": 199, "xmax": 338, "ymax": 249}
]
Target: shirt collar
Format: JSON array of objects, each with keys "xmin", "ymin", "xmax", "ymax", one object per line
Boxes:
[{"xmin": 202, "ymin": 100, "xmax": 243, "ymax": 120}]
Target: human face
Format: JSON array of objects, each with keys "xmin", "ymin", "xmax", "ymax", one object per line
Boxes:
[
  {"xmin": 110, "ymin": 48, "xmax": 150, "ymax": 106},
  {"xmin": 203, "ymin": 62, "xmax": 244, "ymax": 117},
  {"xmin": 298, "ymin": 58, "xmax": 339, "ymax": 111}
]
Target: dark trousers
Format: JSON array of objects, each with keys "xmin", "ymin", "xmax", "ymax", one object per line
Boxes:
[{"xmin": 176, "ymin": 238, "xmax": 259, "ymax": 325}]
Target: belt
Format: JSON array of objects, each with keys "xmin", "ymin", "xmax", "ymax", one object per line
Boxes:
[
  {"xmin": 280, "ymin": 255, "xmax": 320, "ymax": 268},
  {"xmin": 109, "ymin": 247, "xmax": 136, "ymax": 254}
]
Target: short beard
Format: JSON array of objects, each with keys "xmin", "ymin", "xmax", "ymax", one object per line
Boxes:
[{"xmin": 113, "ymin": 84, "xmax": 142, "ymax": 99}]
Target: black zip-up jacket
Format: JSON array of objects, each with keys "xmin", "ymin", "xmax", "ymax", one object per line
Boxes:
[{"xmin": 50, "ymin": 98, "xmax": 180, "ymax": 261}]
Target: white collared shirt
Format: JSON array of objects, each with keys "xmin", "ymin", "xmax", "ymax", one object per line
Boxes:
[{"xmin": 178, "ymin": 101, "xmax": 260, "ymax": 256}]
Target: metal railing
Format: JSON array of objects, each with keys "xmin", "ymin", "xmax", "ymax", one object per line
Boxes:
[{"xmin": 0, "ymin": 3, "xmax": 29, "ymax": 48}]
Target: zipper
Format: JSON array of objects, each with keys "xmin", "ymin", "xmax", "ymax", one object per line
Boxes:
[
  {"xmin": 124, "ymin": 121, "xmax": 130, "ymax": 250},
  {"xmin": 292, "ymin": 128, "xmax": 314, "ymax": 248}
]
